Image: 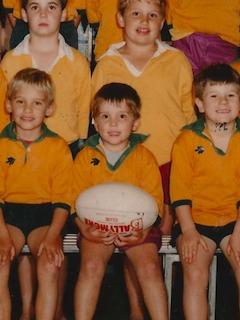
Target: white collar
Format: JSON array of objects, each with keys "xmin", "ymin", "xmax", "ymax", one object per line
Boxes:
[
  {"xmin": 13, "ymin": 34, "xmax": 74, "ymax": 70},
  {"xmin": 100, "ymin": 39, "xmax": 175, "ymax": 60},
  {"xmin": 99, "ymin": 40, "xmax": 176, "ymax": 76}
]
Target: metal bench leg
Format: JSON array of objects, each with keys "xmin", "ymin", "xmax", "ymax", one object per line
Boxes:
[
  {"xmin": 208, "ymin": 255, "xmax": 217, "ymax": 320},
  {"xmin": 164, "ymin": 254, "xmax": 180, "ymax": 317}
]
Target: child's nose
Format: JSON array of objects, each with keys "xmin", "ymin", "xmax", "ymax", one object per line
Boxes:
[
  {"xmin": 220, "ymin": 96, "xmax": 227, "ymax": 104},
  {"xmin": 109, "ymin": 118, "xmax": 118, "ymax": 126},
  {"xmin": 23, "ymin": 104, "xmax": 33, "ymax": 113},
  {"xmin": 39, "ymin": 8, "xmax": 48, "ymax": 16},
  {"xmin": 141, "ymin": 14, "xmax": 149, "ymax": 23}
]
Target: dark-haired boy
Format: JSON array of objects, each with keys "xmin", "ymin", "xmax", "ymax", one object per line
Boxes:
[
  {"xmin": 171, "ymin": 64, "xmax": 240, "ymax": 319},
  {"xmin": 73, "ymin": 82, "xmax": 168, "ymax": 320}
]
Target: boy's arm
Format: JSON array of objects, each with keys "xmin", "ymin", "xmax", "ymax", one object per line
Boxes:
[
  {"xmin": 178, "ymin": 53, "xmax": 196, "ymax": 124},
  {"xmin": 0, "ymin": 68, "xmax": 10, "ymax": 131},
  {"xmin": 38, "ymin": 141, "xmax": 73, "ymax": 266},
  {"xmin": 72, "ymin": 149, "xmax": 116, "ymax": 245},
  {"xmin": 115, "ymin": 148, "xmax": 163, "ymax": 247},
  {"xmin": 0, "ymin": 163, "xmax": 15, "ymax": 263},
  {"xmin": 227, "ymin": 210, "xmax": 240, "ymax": 266},
  {"xmin": 0, "ymin": 207, "xmax": 15, "ymax": 264},
  {"xmin": 38, "ymin": 207, "xmax": 68, "ymax": 267},
  {"xmin": 175, "ymin": 205, "xmax": 207, "ymax": 263},
  {"xmin": 75, "ymin": 56, "xmax": 91, "ymax": 139},
  {"xmin": 171, "ymin": 132, "xmax": 207, "ymax": 262},
  {"xmin": 86, "ymin": 0, "xmax": 100, "ymax": 24},
  {"xmin": 91, "ymin": 60, "xmax": 108, "ymax": 98}
]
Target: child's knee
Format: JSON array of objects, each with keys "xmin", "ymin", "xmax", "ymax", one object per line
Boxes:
[
  {"xmin": 37, "ymin": 258, "xmax": 59, "ymax": 280},
  {"xmin": 80, "ymin": 258, "xmax": 106, "ymax": 278},
  {"xmin": 184, "ymin": 266, "xmax": 208, "ymax": 286},
  {"xmin": 135, "ymin": 258, "xmax": 162, "ymax": 281}
]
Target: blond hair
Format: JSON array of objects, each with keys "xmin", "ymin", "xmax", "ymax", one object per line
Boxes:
[{"xmin": 7, "ymin": 68, "xmax": 55, "ymax": 105}]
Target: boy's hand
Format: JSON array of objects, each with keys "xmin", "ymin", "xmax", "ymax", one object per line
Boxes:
[
  {"xmin": 83, "ymin": 225, "xmax": 117, "ymax": 245},
  {"xmin": 227, "ymin": 232, "xmax": 240, "ymax": 267},
  {"xmin": 75, "ymin": 216, "xmax": 116, "ymax": 245},
  {"xmin": 114, "ymin": 229, "xmax": 145, "ymax": 247},
  {"xmin": 0, "ymin": 234, "xmax": 15, "ymax": 265},
  {"xmin": 180, "ymin": 228, "xmax": 208, "ymax": 264},
  {"xmin": 37, "ymin": 235, "xmax": 64, "ymax": 267}
]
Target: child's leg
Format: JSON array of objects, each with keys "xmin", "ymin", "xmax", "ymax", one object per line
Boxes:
[
  {"xmin": 27, "ymin": 226, "xmax": 62, "ymax": 320},
  {"xmin": 18, "ymin": 255, "xmax": 36, "ymax": 320},
  {"xmin": 3, "ymin": 225, "xmax": 26, "ymax": 320},
  {"xmin": 0, "ymin": 260, "xmax": 11, "ymax": 320},
  {"xmin": 177, "ymin": 235, "xmax": 216, "ymax": 320},
  {"xmin": 54, "ymin": 259, "xmax": 67, "ymax": 320},
  {"xmin": 124, "ymin": 257, "xmax": 145, "ymax": 320},
  {"xmin": 125, "ymin": 243, "xmax": 168, "ymax": 320},
  {"xmin": 74, "ymin": 238, "xmax": 115, "ymax": 320},
  {"xmin": 18, "ymin": 255, "xmax": 67, "ymax": 320},
  {"xmin": 220, "ymin": 236, "xmax": 240, "ymax": 307}
]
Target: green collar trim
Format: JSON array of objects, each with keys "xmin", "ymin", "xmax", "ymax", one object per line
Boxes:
[
  {"xmin": 85, "ymin": 133, "xmax": 148, "ymax": 171},
  {"xmin": 0, "ymin": 122, "xmax": 58, "ymax": 142},
  {"xmin": 183, "ymin": 117, "xmax": 240, "ymax": 156}
]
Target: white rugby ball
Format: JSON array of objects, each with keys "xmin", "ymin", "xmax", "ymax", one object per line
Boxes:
[{"xmin": 76, "ymin": 182, "xmax": 159, "ymax": 234}]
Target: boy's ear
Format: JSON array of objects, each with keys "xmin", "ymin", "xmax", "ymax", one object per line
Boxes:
[
  {"xmin": 21, "ymin": 8, "xmax": 28, "ymax": 23},
  {"xmin": 195, "ymin": 98, "xmax": 205, "ymax": 113},
  {"xmin": 132, "ymin": 118, "xmax": 140, "ymax": 132},
  {"xmin": 45, "ymin": 103, "xmax": 55, "ymax": 117},
  {"xmin": 5, "ymin": 99, "xmax": 13, "ymax": 114},
  {"xmin": 61, "ymin": 8, "xmax": 67, "ymax": 22},
  {"xmin": 117, "ymin": 12, "xmax": 125, "ymax": 28},
  {"xmin": 92, "ymin": 118, "xmax": 99, "ymax": 132}
]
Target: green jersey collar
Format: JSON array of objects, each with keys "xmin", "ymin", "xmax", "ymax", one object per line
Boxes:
[
  {"xmin": 0, "ymin": 122, "xmax": 58, "ymax": 142},
  {"xmin": 85, "ymin": 133, "xmax": 148, "ymax": 171},
  {"xmin": 183, "ymin": 117, "xmax": 240, "ymax": 155},
  {"xmin": 85, "ymin": 133, "xmax": 148, "ymax": 148}
]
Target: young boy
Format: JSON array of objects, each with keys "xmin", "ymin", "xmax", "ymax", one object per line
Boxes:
[
  {"xmin": 170, "ymin": 63, "xmax": 240, "ymax": 319},
  {"xmin": 0, "ymin": 67, "xmax": 72, "ymax": 320},
  {"xmin": 0, "ymin": 0, "xmax": 91, "ymax": 149},
  {"xmin": 3, "ymin": 0, "xmax": 80, "ymax": 49},
  {"xmin": 73, "ymin": 82, "xmax": 168, "ymax": 320}
]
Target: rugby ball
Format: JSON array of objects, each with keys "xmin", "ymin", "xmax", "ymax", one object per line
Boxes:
[{"xmin": 76, "ymin": 182, "xmax": 159, "ymax": 234}]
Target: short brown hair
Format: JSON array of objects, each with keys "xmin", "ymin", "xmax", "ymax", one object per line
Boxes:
[
  {"xmin": 7, "ymin": 68, "xmax": 55, "ymax": 105},
  {"xmin": 21, "ymin": 0, "xmax": 67, "ymax": 10},
  {"xmin": 194, "ymin": 63, "xmax": 240, "ymax": 99},
  {"xmin": 118, "ymin": 0, "xmax": 166, "ymax": 16},
  {"xmin": 92, "ymin": 83, "xmax": 141, "ymax": 119}
]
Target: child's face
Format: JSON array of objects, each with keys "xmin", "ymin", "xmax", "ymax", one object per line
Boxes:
[
  {"xmin": 22, "ymin": 0, "xmax": 65, "ymax": 37},
  {"xmin": 6, "ymin": 84, "xmax": 53, "ymax": 140},
  {"xmin": 93, "ymin": 101, "xmax": 139, "ymax": 152},
  {"xmin": 196, "ymin": 83, "xmax": 240, "ymax": 127},
  {"xmin": 117, "ymin": 0, "xmax": 163, "ymax": 46}
]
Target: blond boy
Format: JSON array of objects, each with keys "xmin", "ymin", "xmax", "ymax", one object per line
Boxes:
[{"xmin": 0, "ymin": 67, "xmax": 72, "ymax": 320}]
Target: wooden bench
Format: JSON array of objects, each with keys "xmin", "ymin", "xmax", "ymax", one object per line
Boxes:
[{"xmin": 22, "ymin": 234, "xmax": 218, "ymax": 320}]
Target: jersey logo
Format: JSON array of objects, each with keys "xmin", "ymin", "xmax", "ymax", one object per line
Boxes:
[
  {"xmin": 91, "ymin": 158, "xmax": 100, "ymax": 166},
  {"xmin": 6, "ymin": 157, "xmax": 15, "ymax": 165},
  {"xmin": 195, "ymin": 146, "xmax": 205, "ymax": 154}
]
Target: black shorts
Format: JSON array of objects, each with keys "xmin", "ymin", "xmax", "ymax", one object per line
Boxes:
[
  {"xmin": 171, "ymin": 222, "xmax": 235, "ymax": 248},
  {"xmin": 3, "ymin": 202, "xmax": 54, "ymax": 238}
]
